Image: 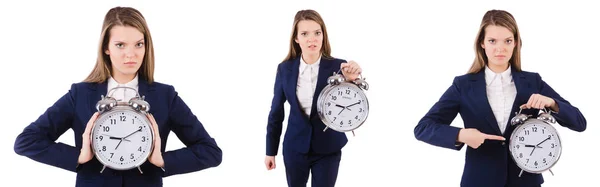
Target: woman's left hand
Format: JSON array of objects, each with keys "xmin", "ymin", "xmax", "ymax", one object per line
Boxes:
[
  {"xmin": 147, "ymin": 113, "xmax": 165, "ymax": 168},
  {"xmin": 340, "ymin": 60, "xmax": 362, "ymax": 81},
  {"xmin": 520, "ymin": 93, "xmax": 559, "ymax": 112}
]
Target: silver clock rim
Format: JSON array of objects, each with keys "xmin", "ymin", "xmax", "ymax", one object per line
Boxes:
[
  {"xmin": 316, "ymin": 82, "xmax": 369, "ymax": 132},
  {"xmin": 508, "ymin": 119, "xmax": 562, "ymax": 174},
  {"xmin": 91, "ymin": 105, "xmax": 154, "ymax": 171}
]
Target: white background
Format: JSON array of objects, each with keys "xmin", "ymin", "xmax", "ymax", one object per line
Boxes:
[{"xmin": 1, "ymin": 0, "xmax": 598, "ymax": 186}]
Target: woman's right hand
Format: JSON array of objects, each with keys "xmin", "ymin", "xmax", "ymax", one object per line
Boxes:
[
  {"xmin": 78, "ymin": 112, "xmax": 99, "ymax": 164},
  {"xmin": 457, "ymin": 128, "xmax": 505, "ymax": 149},
  {"xmin": 265, "ymin": 156, "xmax": 276, "ymax": 170}
]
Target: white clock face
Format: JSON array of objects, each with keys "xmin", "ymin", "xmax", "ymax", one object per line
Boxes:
[
  {"xmin": 91, "ymin": 109, "xmax": 153, "ymax": 170},
  {"xmin": 318, "ymin": 83, "xmax": 369, "ymax": 132},
  {"xmin": 509, "ymin": 120, "xmax": 561, "ymax": 173}
]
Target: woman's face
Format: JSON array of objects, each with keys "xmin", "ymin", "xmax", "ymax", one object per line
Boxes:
[
  {"xmin": 481, "ymin": 25, "xmax": 515, "ymax": 71},
  {"xmin": 105, "ymin": 25, "xmax": 145, "ymax": 79},
  {"xmin": 295, "ymin": 20, "xmax": 323, "ymax": 57}
]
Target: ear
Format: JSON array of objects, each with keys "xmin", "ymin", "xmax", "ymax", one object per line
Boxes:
[
  {"xmin": 480, "ymin": 42, "xmax": 485, "ymax": 49},
  {"xmin": 105, "ymin": 49, "xmax": 110, "ymax": 55},
  {"xmin": 294, "ymin": 37, "xmax": 299, "ymax": 44}
]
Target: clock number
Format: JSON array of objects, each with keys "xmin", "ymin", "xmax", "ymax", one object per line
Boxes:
[
  {"xmin": 132, "ymin": 119, "xmax": 135, "ymax": 124},
  {"xmin": 551, "ymin": 143, "xmax": 555, "ymax": 148},
  {"xmin": 110, "ymin": 119, "xmax": 116, "ymax": 125},
  {"xmin": 333, "ymin": 117, "xmax": 337, "ymax": 121},
  {"xmin": 543, "ymin": 158, "xmax": 547, "ymax": 164},
  {"xmin": 542, "ymin": 129, "xmax": 545, "ymax": 134},
  {"xmin": 327, "ymin": 102, "xmax": 331, "ymax": 107},
  {"xmin": 110, "ymin": 153, "xmax": 114, "ymax": 158},
  {"xmin": 138, "ymin": 126, "xmax": 143, "ymax": 131},
  {"xmin": 138, "ymin": 146, "xmax": 142, "ymax": 152},
  {"xmin": 340, "ymin": 121, "xmax": 343, "ymax": 125},
  {"xmin": 534, "ymin": 161, "xmax": 538, "ymax": 166},
  {"xmin": 359, "ymin": 108, "xmax": 363, "ymax": 112},
  {"xmin": 346, "ymin": 90, "xmax": 350, "ymax": 94},
  {"xmin": 130, "ymin": 153, "xmax": 134, "ymax": 159},
  {"xmin": 120, "ymin": 156, "xmax": 124, "ymax": 162},
  {"xmin": 548, "ymin": 135, "xmax": 551, "ymax": 139},
  {"xmin": 142, "ymin": 136, "xmax": 146, "ymax": 142},
  {"xmin": 549, "ymin": 152, "xmax": 553, "ymax": 156},
  {"xmin": 516, "ymin": 145, "xmax": 520, "ymax": 149},
  {"xmin": 526, "ymin": 159, "xmax": 529, "ymax": 163},
  {"xmin": 99, "ymin": 136, "xmax": 103, "ymax": 141},
  {"xmin": 120, "ymin": 116, "xmax": 126, "ymax": 122},
  {"xmin": 348, "ymin": 120, "xmax": 352, "ymax": 125},
  {"xmin": 519, "ymin": 137, "xmax": 524, "ymax": 142},
  {"xmin": 102, "ymin": 146, "xmax": 106, "ymax": 151},
  {"xmin": 524, "ymin": 130, "xmax": 529, "ymax": 135},
  {"xmin": 103, "ymin": 126, "xmax": 110, "ymax": 132},
  {"xmin": 338, "ymin": 91, "xmax": 342, "ymax": 95},
  {"xmin": 327, "ymin": 111, "xmax": 331, "ymax": 115},
  {"xmin": 355, "ymin": 115, "xmax": 358, "ymax": 120},
  {"xmin": 354, "ymin": 93, "xmax": 357, "ymax": 98},
  {"xmin": 519, "ymin": 153, "xmax": 523, "ymax": 158},
  {"xmin": 331, "ymin": 96, "xmax": 337, "ymax": 100},
  {"xmin": 532, "ymin": 127, "xmax": 537, "ymax": 132}
]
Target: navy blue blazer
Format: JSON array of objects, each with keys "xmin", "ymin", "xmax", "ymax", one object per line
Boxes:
[
  {"xmin": 266, "ymin": 56, "xmax": 348, "ymax": 156},
  {"xmin": 14, "ymin": 77, "xmax": 222, "ymax": 187},
  {"xmin": 414, "ymin": 67, "xmax": 586, "ymax": 187}
]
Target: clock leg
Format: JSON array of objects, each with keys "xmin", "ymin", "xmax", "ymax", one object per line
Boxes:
[
  {"xmin": 518, "ymin": 169, "xmax": 524, "ymax": 177},
  {"xmin": 138, "ymin": 166, "xmax": 144, "ymax": 174},
  {"xmin": 100, "ymin": 165, "xmax": 106, "ymax": 173},
  {"xmin": 549, "ymin": 169, "xmax": 554, "ymax": 176},
  {"xmin": 352, "ymin": 130, "xmax": 355, "ymax": 137},
  {"xmin": 323, "ymin": 126, "xmax": 329, "ymax": 132}
]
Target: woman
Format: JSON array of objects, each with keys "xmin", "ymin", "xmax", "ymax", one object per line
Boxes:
[
  {"xmin": 413, "ymin": 9, "xmax": 586, "ymax": 187},
  {"xmin": 264, "ymin": 9, "xmax": 363, "ymax": 187},
  {"xmin": 13, "ymin": 6, "xmax": 222, "ymax": 187}
]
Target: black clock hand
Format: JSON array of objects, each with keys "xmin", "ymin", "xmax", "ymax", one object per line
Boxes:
[
  {"xmin": 536, "ymin": 136, "xmax": 551, "ymax": 147},
  {"xmin": 114, "ymin": 129, "xmax": 142, "ymax": 150},
  {"xmin": 530, "ymin": 146, "xmax": 536, "ymax": 156},
  {"xmin": 346, "ymin": 101, "xmax": 361, "ymax": 108}
]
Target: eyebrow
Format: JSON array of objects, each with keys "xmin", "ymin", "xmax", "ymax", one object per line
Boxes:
[
  {"xmin": 299, "ymin": 29, "xmax": 322, "ymax": 33},
  {"xmin": 486, "ymin": 36, "xmax": 514, "ymax": 40},
  {"xmin": 112, "ymin": 38, "xmax": 145, "ymax": 43}
]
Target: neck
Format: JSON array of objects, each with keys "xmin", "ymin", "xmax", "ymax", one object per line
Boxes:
[
  {"xmin": 488, "ymin": 63, "xmax": 509, "ymax": 73},
  {"xmin": 302, "ymin": 53, "xmax": 320, "ymax": 64},
  {"xmin": 112, "ymin": 72, "xmax": 136, "ymax": 84}
]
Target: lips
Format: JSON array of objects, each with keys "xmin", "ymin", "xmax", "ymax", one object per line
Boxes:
[
  {"xmin": 308, "ymin": 44, "xmax": 318, "ymax": 49},
  {"xmin": 495, "ymin": 55, "xmax": 506, "ymax": 58},
  {"xmin": 124, "ymin": 62, "xmax": 137, "ymax": 65}
]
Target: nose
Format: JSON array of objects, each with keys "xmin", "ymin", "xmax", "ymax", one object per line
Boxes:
[{"xmin": 124, "ymin": 47, "xmax": 135, "ymax": 58}]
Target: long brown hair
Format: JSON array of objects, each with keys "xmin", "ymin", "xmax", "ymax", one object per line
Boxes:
[
  {"xmin": 282, "ymin": 9, "xmax": 332, "ymax": 62},
  {"xmin": 468, "ymin": 10, "xmax": 522, "ymax": 74},
  {"xmin": 84, "ymin": 6, "xmax": 155, "ymax": 83}
]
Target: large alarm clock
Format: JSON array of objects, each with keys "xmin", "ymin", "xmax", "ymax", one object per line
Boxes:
[
  {"xmin": 509, "ymin": 108, "xmax": 562, "ymax": 177},
  {"xmin": 316, "ymin": 71, "xmax": 369, "ymax": 134},
  {"xmin": 91, "ymin": 86, "xmax": 154, "ymax": 174}
]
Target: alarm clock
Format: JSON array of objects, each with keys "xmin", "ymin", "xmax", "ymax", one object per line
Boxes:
[
  {"xmin": 509, "ymin": 108, "xmax": 561, "ymax": 177},
  {"xmin": 316, "ymin": 71, "xmax": 369, "ymax": 135},
  {"xmin": 91, "ymin": 86, "xmax": 154, "ymax": 174}
]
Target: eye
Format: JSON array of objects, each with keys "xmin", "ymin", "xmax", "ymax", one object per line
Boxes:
[
  {"xmin": 300, "ymin": 32, "xmax": 307, "ymax": 36},
  {"xmin": 316, "ymin": 31, "xmax": 322, "ymax": 36},
  {"xmin": 136, "ymin": 42, "xmax": 144, "ymax": 48},
  {"xmin": 488, "ymin": 39, "xmax": 495, "ymax": 44},
  {"xmin": 506, "ymin": 39, "xmax": 513, "ymax": 44},
  {"xmin": 115, "ymin": 43, "xmax": 124, "ymax": 48}
]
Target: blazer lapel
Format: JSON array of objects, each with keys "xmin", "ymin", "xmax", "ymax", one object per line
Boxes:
[
  {"xmin": 505, "ymin": 68, "xmax": 529, "ymax": 131},
  {"xmin": 87, "ymin": 81, "xmax": 108, "ymax": 117},
  {"xmin": 469, "ymin": 71, "xmax": 503, "ymax": 135},
  {"xmin": 310, "ymin": 57, "xmax": 333, "ymax": 120}
]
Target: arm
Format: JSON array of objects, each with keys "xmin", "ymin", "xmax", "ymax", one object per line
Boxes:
[
  {"xmin": 161, "ymin": 86, "xmax": 223, "ymax": 177},
  {"xmin": 414, "ymin": 77, "xmax": 464, "ymax": 150},
  {"xmin": 537, "ymin": 74, "xmax": 587, "ymax": 132},
  {"xmin": 266, "ymin": 64, "xmax": 286, "ymax": 156},
  {"xmin": 13, "ymin": 84, "xmax": 80, "ymax": 172}
]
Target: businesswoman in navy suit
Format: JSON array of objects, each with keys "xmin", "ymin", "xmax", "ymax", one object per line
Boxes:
[
  {"xmin": 264, "ymin": 9, "xmax": 363, "ymax": 187},
  {"xmin": 13, "ymin": 7, "xmax": 222, "ymax": 187},
  {"xmin": 414, "ymin": 10, "xmax": 586, "ymax": 187}
]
